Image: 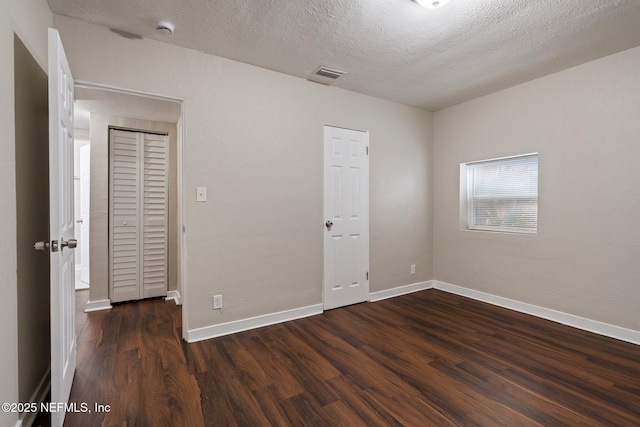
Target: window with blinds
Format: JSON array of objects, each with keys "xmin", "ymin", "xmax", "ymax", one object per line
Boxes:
[{"xmin": 464, "ymin": 153, "xmax": 538, "ymax": 234}]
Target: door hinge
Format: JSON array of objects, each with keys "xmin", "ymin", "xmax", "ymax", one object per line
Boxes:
[
  {"xmin": 366, "ymin": 271, "xmax": 369, "ymax": 280},
  {"xmin": 366, "ymin": 146, "xmax": 369, "ymax": 155}
]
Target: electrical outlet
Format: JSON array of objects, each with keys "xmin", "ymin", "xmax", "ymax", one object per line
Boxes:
[
  {"xmin": 213, "ymin": 294, "xmax": 222, "ymax": 309},
  {"xmin": 410, "ymin": 264, "xmax": 416, "ymax": 275}
]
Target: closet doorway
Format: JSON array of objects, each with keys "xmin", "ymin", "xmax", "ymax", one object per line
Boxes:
[
  {"xmin": 109, "ymin": 128, "xmax": 169, "ymax": 303},
  {"xmin": 74, "ymin": 84, "xmax": 183, "ymax": 316}
]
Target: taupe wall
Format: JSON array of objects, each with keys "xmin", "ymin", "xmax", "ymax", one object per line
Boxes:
[
  {"xmin": 89, "ymin": 115, "xmax": 178, "ymax": 303},
  {"xmin": 1, "ymin": 1, "xmax": 52, "ymax": 425},
  {"xmin": 14, "ymin": 34, "xmax": 51, "ymax": 404},
  {"xmin": 433, "ymin": 46, "xmax": 640, "ymax": 332},
  {"xmin": 55, "ymin": 15, "xmax": 433, "ymax": 332}
]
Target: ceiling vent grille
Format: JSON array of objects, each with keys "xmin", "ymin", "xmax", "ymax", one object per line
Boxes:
[
  {"xmin": 307, "ymin": 66, "xmax": 346, "ymax": 85},
  {"xmin": 316, "ymin": 67, "xmax": 343, "ymax": 79}
]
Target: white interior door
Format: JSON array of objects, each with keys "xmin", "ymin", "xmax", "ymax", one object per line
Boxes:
[
  {"xmin": 141, "ymin": 132, "xmax": 170, "ymax": 298},
  {"xmin": 110, "ymin": 129, "xmax": 168, "ymax": 303},
  {"xmin": 323, "ymin": 125, "xmax": 369, "ymax": 310},
  {"xmin": 80, "ymin": 144, "xmax": 90, "ymax": 286},
  {"xmin": 48, "ymin": 28, "xmax": 76, "ymax": 427},
  {"xmin": 110, "ymin": 129, "xmax": 141, "ymax": 302}
]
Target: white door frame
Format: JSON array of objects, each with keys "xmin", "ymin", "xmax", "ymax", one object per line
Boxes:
[
  {"xmin": 322, "ymin": 123, "xmax": 370, "ymax": 310},
  {"xmin": 78, "ymin": 142, "xmax": 90, "ymax": 288},
  {"xmin": 74, "ymin": 80, "xmax": 189, "ymax": 338}
]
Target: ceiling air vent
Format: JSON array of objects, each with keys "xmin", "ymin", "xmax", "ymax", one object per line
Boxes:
[
  {"xmin": 307, "ymin": 66, "xmax": 346, "ymax": 86},
  {"xmin": 315, "ymin": 67, "xmax": 343, "ymax": 79}
]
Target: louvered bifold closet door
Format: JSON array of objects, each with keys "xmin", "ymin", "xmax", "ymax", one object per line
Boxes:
[
  {"xmin": 110, "ymin": 129, "xmax": 141, "ymax": 303},
  {"xmin": 109, "ymin": 129, "xmax": 168, "ymax": 303},
  {"xmin": 141, "ymin": 133, "xmax": 168, "ymax": 299}
]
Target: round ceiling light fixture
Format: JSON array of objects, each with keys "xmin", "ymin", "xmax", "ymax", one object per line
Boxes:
[
  {"xmin": 155, "ymin": 21, "xmax": 175, "ymax": 36},
  {"xmin": 415, "ymin": 0, "xmax": 450, "ymax": 9}
]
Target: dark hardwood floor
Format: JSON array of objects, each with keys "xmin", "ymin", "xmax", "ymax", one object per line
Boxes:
[{"xmin": 48, "ymin": 289, "xmax": 640, "ymax": 426}]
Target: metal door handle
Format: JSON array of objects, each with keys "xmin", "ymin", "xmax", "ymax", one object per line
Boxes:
[
  {"xmin": 60, "ymin": 238, "xmax": 77, "ymax": 249},
  {"xmin": 52, "ymin": 237, "xmax": 77, "ymax": 253},
  {"xmin": 43, "ymin": 238, "xmax": 77, "ymax": 252},
  {"xmin": 76, "ymin": 219, "xmax": 83, "ymax": 224},
  {"xmin": 34, "ymin": 241, "xmax": 50, "ymax": 251},
  {"xmin": 325, "ymin": 220, "xmax": 333, "ymax": 231}
]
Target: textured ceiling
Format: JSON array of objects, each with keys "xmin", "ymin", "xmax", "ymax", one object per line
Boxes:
[{"xmin": 48, "ymin": 0, "xmax": 640, "ymax": 111}]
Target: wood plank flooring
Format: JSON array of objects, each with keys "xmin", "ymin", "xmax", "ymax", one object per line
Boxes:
[{"xmin": 51, "ymin": 289, "xmax": 640, "ymax": 426}]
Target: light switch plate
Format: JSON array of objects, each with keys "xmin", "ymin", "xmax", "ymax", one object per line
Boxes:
[{"xmin": 196, "ymin": 186, "xmax": 207, "ymax": 202}]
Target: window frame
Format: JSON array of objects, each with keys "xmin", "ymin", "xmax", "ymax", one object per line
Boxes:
[{"xmin": 460, "ymin": 153, "xmax": 539, "ymax": 235}]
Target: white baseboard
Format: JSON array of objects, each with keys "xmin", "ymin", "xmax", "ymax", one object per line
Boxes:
[
  {"xmin": 184, "ymin": 279, "xmax": 640, "ymax": 346},
  {"xmin": 84, "ymin": 298, "xmax": 112, "ymax": 312},
  {"xmin": 186, "ymin": 303, "xmax": 323, "ymax": 343},
  {"xmin": 19, "ymin": 367, "xmax": 50, "ymax": 427},
  {"xmin": 369, "ymin": 280, "xmax": 434, "ymax": 302},
  {"xmin": 165, "ymin": 290, "xmax": 182, "ymax": 305},
  {"xmin": 433, "ymin": 280, "xmax": 640, "ymax": 346}
]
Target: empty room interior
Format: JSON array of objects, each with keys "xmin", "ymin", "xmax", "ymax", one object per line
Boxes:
[{"xmin": 3, "ymin": 0, "xmax": 640, "ymax": 426}]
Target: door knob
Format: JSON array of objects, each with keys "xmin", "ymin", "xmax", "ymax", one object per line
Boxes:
[
  {"xmin": 61, "ymin": 238, "xmax": 77, "ymax": 249},
  {"xmin": 54, "ymin": 237, "xmax": 77, "ymax": 253},
  {"xmin": 33, "ymin": 241, "xmax": 50, "ymax": 251},
  {"xmin": 76, "ymin": 219, "xmax": 83, "ymax": 224},
  {"xmin": 325, "ymin": 220, "xmax": 333, "ymax": 231}
]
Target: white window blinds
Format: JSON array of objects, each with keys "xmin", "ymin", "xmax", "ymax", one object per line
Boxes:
[{"xmin": 467, "ymin": 153, "xmax": 538, "ymax": 234}]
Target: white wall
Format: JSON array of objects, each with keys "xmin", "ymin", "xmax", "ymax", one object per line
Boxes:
[
  {"xmin": 433, "ymin": 46, "xmax": 640, "ymax": 332},
  {"xmin": 1, "ymin": 1, "xmax": 52, "ymax": 425},
  {"xmin": 54, "ymin": 16, "xmax": 433, "ymax": 333}
]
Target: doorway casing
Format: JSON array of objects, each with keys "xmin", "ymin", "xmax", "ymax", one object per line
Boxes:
[{"xmin": 74, "ymin": 80, "xmax": 189, "ymax": 339}]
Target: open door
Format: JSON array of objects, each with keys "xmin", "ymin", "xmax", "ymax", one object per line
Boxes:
[{"xmin": 48, "ymin": 28, "xmax": 76, "ymax": 427}]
